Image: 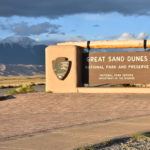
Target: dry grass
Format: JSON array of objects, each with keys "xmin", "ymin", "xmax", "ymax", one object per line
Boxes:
[{"xmin": 0, "ymin": 75, "xmax": 45, "ymax": 88}]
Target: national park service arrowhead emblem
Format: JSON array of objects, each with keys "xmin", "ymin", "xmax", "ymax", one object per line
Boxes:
[{"xmin": 52, "ymin": 57, "xmax": 71, "ymax": 80}]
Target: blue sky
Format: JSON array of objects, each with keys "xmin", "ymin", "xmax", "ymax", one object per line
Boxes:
[{"xmin": 0, "ymin": 0, "xmax": 150, "ymax": 43}]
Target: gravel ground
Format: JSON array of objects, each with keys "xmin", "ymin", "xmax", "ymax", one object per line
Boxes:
[{"xmin": 77, "ymin": 133, "xmax": 150, "ymax": 150}]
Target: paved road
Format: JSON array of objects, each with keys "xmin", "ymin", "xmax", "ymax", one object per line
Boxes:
[
  {"xmin": 0, "ymin": 93, "xmax": 150, "ymax": 149},
  {"xmin": 0, "ymin": 116, "xmax": 150, "ymax": 150}
]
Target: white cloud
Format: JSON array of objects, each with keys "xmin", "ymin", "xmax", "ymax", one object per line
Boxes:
[
  {"xmin": 137, "ymin": 32, "xmax": 149, "ymax": 40},
  {"xmin": 118, "ymin": 33, "xmax": 135, "ymax": 40},
  {"xmin": 118, "ymin": 32, "xmax": 149, "ymax": 40}
]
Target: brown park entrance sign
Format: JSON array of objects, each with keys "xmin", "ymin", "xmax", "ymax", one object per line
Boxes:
[
  {"xmin": 46, "ymin": 40, "xmax": 150, "ymax": 93},
  {"xmin": 83, "ymin": 51, "xmax": 150, "ymax": 85}
]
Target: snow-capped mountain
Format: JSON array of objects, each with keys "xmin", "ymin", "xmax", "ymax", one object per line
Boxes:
[
  {"xmin": 1, "ymin": 36, "xmax": 37, "ymax": 48},
  {"xmin": 0, "ymin": 36, "xmax": 47, "ymax": 65},
  {"xmin": 0, "ymin": 36, "xmax": 60, "ymax": 75}
]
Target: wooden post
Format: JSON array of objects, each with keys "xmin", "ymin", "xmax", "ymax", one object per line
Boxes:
[{"xmin": 57, "ymin": 40, "xmax": 150, "ymax": 49}]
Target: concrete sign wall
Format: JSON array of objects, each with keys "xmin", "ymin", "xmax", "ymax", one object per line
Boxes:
[
  {"xmin": 45, "ymin": 45, "xmax": 83, "ymax": 93},
  {"xmin": 45, "ymin": 43, "xmax": 150, "ymax": 93}
]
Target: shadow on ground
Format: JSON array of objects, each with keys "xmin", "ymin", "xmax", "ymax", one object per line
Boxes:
[{"xmin": 0, "ymin": 95, "xmax": 15, "ymax": 101}]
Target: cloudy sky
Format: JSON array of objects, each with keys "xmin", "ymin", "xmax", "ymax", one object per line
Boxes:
[{"xmin": 0, "ymin": 0, "xmax": 150, "ymax": 43}]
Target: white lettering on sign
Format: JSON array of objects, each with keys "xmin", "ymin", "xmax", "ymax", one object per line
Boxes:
[
  {"xmin": 87, "ymin": 56, "xmax": 149, "ymax": 62},
  {"xmin": 108, "ymin": 56, "xmax": 125, "ymax": 62},
  {"xmin": 87, "ymin": 56, "xmax": 106, "ymax": 62},
  {"xmin": 84, "ymin": 52, "xmax": 150, "ymax": 84},
  {"xmin": 127, "ymin": 56, "xmax": 148, "ymax": 62}
]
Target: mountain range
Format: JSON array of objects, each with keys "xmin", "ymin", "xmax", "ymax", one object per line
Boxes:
[
  {"xmin": 0, "ymin": 36, "xmax": 49, "ymax": 65},
  {"xmin": 0, "ymin": 36, "xmax": 58, "ymax": 76}
]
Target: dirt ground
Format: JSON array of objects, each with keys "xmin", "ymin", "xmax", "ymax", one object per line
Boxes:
[{"xmin": 0, "ymin": 93, "xmax": 150, "ymax": 141}]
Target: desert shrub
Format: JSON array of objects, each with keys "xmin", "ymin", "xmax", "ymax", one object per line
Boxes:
[{"xmin": 7, "ymin": 84, "xmax": 35, "ymax": 95}]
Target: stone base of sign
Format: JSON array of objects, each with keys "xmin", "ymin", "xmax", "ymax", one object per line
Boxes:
[
  {"xmin": 46, "ymin": 45, "xmax": 83, "ymax": 93},
  {"xmin": 77, "ymin": 87, "xmax": 150, "ymax": 93}
]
